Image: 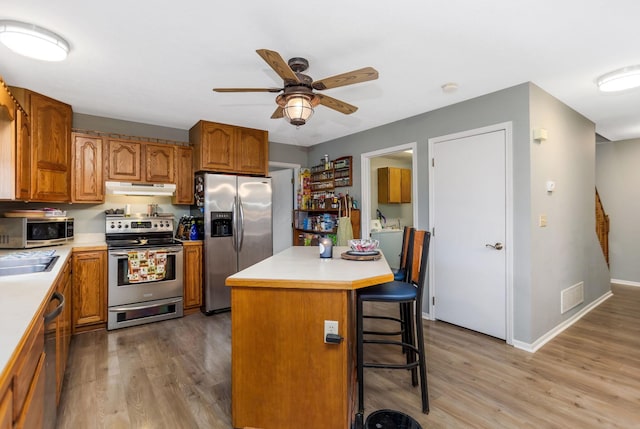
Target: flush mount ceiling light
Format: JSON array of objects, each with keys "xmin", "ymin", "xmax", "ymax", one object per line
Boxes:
[
  {"xmin": 597, "ymin": 65, "xmax": 640, "ymax": 92},
  {"xmin": 0, "ymin": 20, "xmax": 69, "ymax": 61}
]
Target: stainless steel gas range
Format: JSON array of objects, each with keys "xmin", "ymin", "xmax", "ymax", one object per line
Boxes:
[{"xmin": 105, "ymin": 214, "xmax": 183, "ymax": 330}]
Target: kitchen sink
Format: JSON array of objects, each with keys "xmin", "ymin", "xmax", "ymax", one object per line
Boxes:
[{"xmin": 0, "ymin": 255, "xmax": 59, "ymax": 276}]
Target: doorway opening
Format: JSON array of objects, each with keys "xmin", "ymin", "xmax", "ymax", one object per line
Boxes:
[
  {"xmin": 361, "ymin": 143, "xmax": 419, "ymax": 269},
  {"xmin": 269, "ymin": 161, "xmax": 300, "ymax": 255}
]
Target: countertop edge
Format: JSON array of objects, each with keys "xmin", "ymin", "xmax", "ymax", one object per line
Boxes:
[{"xmin": 0, "ymin": 246, "xmax": 73, "ymax": 394}]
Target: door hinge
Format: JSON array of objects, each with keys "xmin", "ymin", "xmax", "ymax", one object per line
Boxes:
[
  {"xmin": 432, "ymin": 297, "xmax": 435, "ymax": 306},
  {"xmin": 432, "ymin": 227, "xmax": 435, "ymax": 237},
  {"xmin": 432, "ymin": 158, "xmax": 435, "ymax": 167}
]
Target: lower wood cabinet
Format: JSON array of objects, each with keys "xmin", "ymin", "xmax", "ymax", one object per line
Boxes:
[
  {"xmin": 12, "ymin": 315, "xmax": 45, "ymax": 429},
  {"xmin": 72, "ymin": 248, "xmax": 107, "ymax": 333},
  {"xmin": 183, "ymin": 241, "xmax": 203, "ymax": 314}
]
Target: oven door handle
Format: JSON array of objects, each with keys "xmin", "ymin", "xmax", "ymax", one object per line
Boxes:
[
  {"xmin": 109, "ymin": 248, "xmax": 183, "ymax": 257},
  {"xmin": 108, "ymin": 297, "xmax": 183, "ymax": 312}
]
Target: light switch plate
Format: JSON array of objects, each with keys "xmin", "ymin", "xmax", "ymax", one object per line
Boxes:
[{"xmin": 539, "ymin": 214, "xmax": 548, "ymax": 227}]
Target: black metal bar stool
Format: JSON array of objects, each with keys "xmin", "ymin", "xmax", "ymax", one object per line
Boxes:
[
  {"xmin": 363, "ymin": 227, "xmax": 415, "ymax": 345},
  {"xmin": 355, "ymin": 229, "xmax": 431, "ymax": 426}
]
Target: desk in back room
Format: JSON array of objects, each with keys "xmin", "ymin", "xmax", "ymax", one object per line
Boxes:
[{"xmin": 226, "ymin": 246, "xmax": 393, "ymax": 429}]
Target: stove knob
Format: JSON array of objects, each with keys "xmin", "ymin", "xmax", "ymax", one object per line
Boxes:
[
  {"xmin": 110, "ymin": 224, "xmax": 115, "ymax": 229},
  {"xmin": 125, "ymin": 225, "xmax": 129, "ymax": 228},
  {"xmin": 154, "ymin": 223, "xmax": 158, "ymax": 228},
  {"xmin": 118, "ymin": 224, "xmax": 122, "ymax": 228}
]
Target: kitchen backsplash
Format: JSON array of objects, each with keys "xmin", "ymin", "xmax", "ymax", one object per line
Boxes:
[{"xmin": 0, "ymin": 196, "xmax": 190, "ymax": 235}]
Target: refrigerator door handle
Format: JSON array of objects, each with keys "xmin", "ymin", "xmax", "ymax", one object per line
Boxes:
[
  {"xmin": 232, "ymin": 196, "xmax": 238, "ymax": 252},
  {"xmin": 238, "ymin": 196, "xmax": 245, "ymax": 251}
]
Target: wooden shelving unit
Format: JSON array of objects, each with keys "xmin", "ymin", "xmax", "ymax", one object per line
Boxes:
[
  {"xmin": 292, "ymin": 208, "xmax": 360, "ymax": 246},
  {"xmin": 307, "ymin": 156, "xmax": 352, "ymax": 209}
]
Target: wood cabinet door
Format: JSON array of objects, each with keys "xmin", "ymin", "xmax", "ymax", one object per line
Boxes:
[
  {"xmin": 29, "ymin": 92, "xmax": 71, "ymax": 202},
  {"xmin": 378, "ymin": 167, "xmax": 401, "ymax": 204},
  {"xmin": 107, "ymin": 139, "xmax": 142, "ymax": 181},
  {"xmin": 72, "ymin": 250, "xmax": 107, "ymax": 330},
  {"xmin": 236, "ymin": 127, "xmax": 268, "ymax": 175},
  {"xmin": 14, "ymin": 353, "xmax": 44, "ymax": 429},
  {"xmin": 198, "ymin": 122, "xmax": 236, "ymax": 172},
  {"xmin": 400, "ymin": 168, "xmax": 412, "ymax": 203},
  {"xmin": 145, "ymin": 143, "xmax": 175, "ymax": 183},
  {"xmin": 173, "ymin": 146, "xmax": 193, "ymax": 205},
  {"xmin": 15, "ymin": 109, "xmax": 31, "ymax": 200},
  {"xmin": 183, "ymin": 242, "xmax": 202, "ymax": 311},
  {"xmin": 71, "ymin": 133, "xmax": 104, "ymax": 202}
]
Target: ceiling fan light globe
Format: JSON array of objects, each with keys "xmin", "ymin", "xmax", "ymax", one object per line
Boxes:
[{"xmin": 284, "ymin": 95, "xmax": 313, "ymax": 126}]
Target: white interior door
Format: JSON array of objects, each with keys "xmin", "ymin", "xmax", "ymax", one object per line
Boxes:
[
  {"xmin": 270, "ymin": 168, "xmax": 293, "ymax": 254},
  {"xmin": 431, "ymin": 128, "xmax": 508, "ymax": 339}
]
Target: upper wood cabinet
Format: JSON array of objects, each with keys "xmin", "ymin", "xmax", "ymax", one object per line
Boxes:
[
  {"xmin": 9, "ymin": 87, "xmax": 72, "ymax": 202},
  {"xmin": 378, "ymin": 167, "xmax": 412, "ymax": 204},
  {"xmin": 190, "ymin": 120, "xmax": 268, "ymax": 176},
  {"xmin": 106, "ymin": 139, "xmax": 177, "ymax": 184},
  {"xmin": 172, "ymin": 146, "xmax": 193, "ymax": 205},
  {"xmin": 71, "ymin": 133, "xmax": 104, "ymax": 203},
  {"xmin": 106, "ymin": 139, "xmax": 142, "ymax": 182},
  {"xmin": 145, "ymin": 143, "xmax": 174, "ymax": 183},
  {"xmin": 15, "ymin": 109, "xmax": 31, "ymax": 201},
  {"xmin": 236, "ymin": 126, "xmax": 268, "ymax": 175}
]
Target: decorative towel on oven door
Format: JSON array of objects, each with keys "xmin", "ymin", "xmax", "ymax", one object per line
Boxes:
[{"xmin": 127, "ymin": 250, "xmax": 167, "ymax": 283}]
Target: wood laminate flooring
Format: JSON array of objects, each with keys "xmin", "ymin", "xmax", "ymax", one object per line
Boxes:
[{"xmin": 57, "ymin": 284, "xmax": 640, "ymax": 428}]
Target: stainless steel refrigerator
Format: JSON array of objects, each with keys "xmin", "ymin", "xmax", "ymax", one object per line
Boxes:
[{"xmin": 196, "ymin": 173, "xmax": 272, "ymax": 313}]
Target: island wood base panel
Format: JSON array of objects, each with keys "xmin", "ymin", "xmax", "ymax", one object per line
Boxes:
[{"xmin": 231, "ymin": 287, "xmax": 355, "ymax": 429}]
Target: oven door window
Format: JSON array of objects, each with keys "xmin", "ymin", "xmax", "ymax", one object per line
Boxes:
[
  {"xmin": 115, "ymin": 251, "xmax": 177, "ymax": 286},
  {"xmin": 27, "ymin": 222, "xmax": 67, "ymax": 241}
]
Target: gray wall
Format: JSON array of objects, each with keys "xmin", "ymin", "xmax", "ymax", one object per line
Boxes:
[
  {"xmin": 74, "ymin": 113, "xmax": 189, "ymax": 142},
  {"xmin": 307, "ymin": 82, "xmax": 609, "ymax": 345},
  {"xmin": 596, "ymin": 138, "xmax": 640, "ymax": 283},
  {"xmin": 528, "ymin": 84, "xmax": 610, "ymax": 342},
  {"xmin": 269, "ymin": 142, "xmax": 308, "ymax": 166}
]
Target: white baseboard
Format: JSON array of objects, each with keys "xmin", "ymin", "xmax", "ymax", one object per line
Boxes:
[
  {"xmin": 611, "ymin": 279, "xmax": 640, "ymax": 287},
  {"xmin": 512, "ymin": 290, "xmax": 613, "ymax": 353}
]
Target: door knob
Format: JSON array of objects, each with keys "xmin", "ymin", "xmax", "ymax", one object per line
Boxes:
[{"xmin": 485, "ymin": 242, "xmax": 504, "ymax": 250}]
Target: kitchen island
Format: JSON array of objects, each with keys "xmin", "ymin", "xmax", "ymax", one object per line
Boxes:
[{"xmin": 226, "ymin": 246, "xmax": 393, "ymax": 429}]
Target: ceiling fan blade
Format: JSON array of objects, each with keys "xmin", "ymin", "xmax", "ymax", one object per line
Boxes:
[
  {"xmin": 271, "ymin": 106, "xmax": 284, "ymax": 119},
  {"xmin": 316, "ymin": 94, "xmax": 358, "ymax": 115},
  {"xmin": 256, "ymin": 49, "xmax": 300, "ymax": 84},
  {"xmin": 213, "ymin": 87, "xmax": 282, "ymax": 93},
  {"xmin": 312, "ymin": 67, "xmax": 379, "ymax": 90}
]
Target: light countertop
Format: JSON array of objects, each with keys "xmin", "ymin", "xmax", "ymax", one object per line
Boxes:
[
  {"xmin": 0, "ymin": 239, "xmax": 107, "ymax": 387},
  {"xmin": 226, "ymin": 246, "xmax": 393, "ymax": 290}
]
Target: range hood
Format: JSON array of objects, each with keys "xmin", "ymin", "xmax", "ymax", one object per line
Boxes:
[{"xmin": 105, "ymin": 181, "xmax": 176, "ymax": 196}]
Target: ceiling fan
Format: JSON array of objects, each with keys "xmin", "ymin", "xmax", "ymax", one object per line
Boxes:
[{"xmin": 213, "ymin": 49, "xmax": 379, "ymax": 126}]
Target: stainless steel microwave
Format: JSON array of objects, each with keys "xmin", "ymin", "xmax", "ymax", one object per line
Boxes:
[{"xmin": 0, "ymin": 217, "xmax": 74, "ymax": 248}]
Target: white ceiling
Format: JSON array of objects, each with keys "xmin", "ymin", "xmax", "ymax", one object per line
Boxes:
[{"xmin": 1, "ymin": 1, "xmax": 639, "ymax": 147}]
